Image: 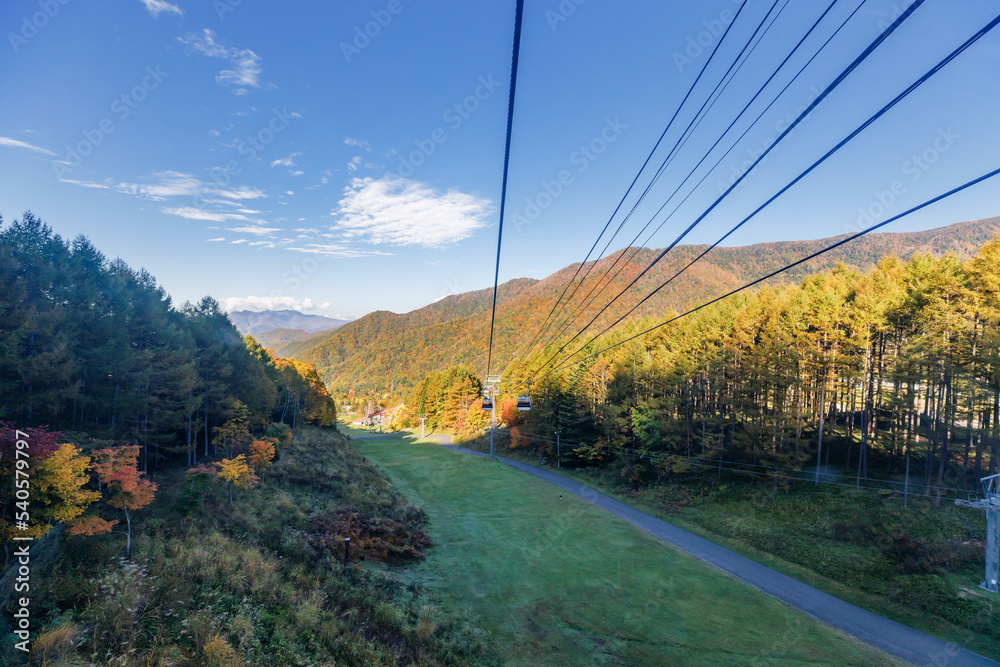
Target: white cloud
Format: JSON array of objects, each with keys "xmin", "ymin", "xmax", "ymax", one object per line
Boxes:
[
  {"xmin": 109, "ymin": 172, "xmax": 265, "ymax": 206},
  {"xmin": 271, "ymin": 152, "xmax": 301, "ymax": 168},
  {"xmin": 330, "ymin": 177, "xmax": 492, "ymax": 248},
  {"xmin": 291, "ymin": 170, "xmax": 304, "ymax": 177},
  {"xmin": 346, "ymin": 155, "xmax": 363, "ymax": 172},
  {"xmin": 218, "ymin": 186, "xmax": 266, "ymax": 200},
  {"xmin": 139, "ymin": 0, "xmax": 183, "ymax": 17},
  {"xmin": 179, "ymin": 30, "xmax": 261, "ymax": 93},
  {"xmin": 162, "ymin": 207, "xmax": 251, "ymax": 222},
  {"xmin": 0, "ymin": 136, "xmax": 56, "ymax": 156},
  {"xmin": 117, "ymin": 171, "xmax": 201, "ymax": 200},
  {"xmin": 287, "ymin": 243, "xmax": 392, "ymax": 258},
  {"xmin": 59, "ymin": 178, "xmax": 111, "ymax": 190},
  {"xmin": 219, "ymin": 296, "xmax": 332, "ymax": 313},
  {"xmin": 227, "ymin": 224, "xmax": 282, "ymax": 236},
  {"xmin": 206, "ymin": 237, "xmax": 226, "ymax": 242},
  {"xmin": 344, "ymin": 137, "xmax": 368, "ymax": 147}
]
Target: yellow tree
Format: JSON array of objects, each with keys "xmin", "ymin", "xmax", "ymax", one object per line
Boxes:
[
  {"xmin": 34, "ymin": 443, "xmax": 101, "ymax": 535},
  {"xmin": 217, "ymin": 454, "xmax": 258, "ymax": 504}
]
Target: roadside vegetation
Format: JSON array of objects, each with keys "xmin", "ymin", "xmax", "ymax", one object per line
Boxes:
[{"xmin": 0, "ymin": 428, "xmax": 494, "ymax": 665}]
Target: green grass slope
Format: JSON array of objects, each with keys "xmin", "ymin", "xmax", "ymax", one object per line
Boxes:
[{"xmin": 356, "ymin": 434, "xmax": 900, "ymax": 666}]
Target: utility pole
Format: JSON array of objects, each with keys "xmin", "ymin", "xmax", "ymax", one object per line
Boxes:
[
  {"xmin": 419, "ymin": 414, "xmax": 427, "ymax": 438},
  {"xmin": 555, "ymin": 430, "xmax": 561, "ymax": 468}
]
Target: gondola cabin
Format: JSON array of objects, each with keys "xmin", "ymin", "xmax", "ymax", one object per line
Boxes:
[
  {"xmin": 482, "ymin": 394, "xmax": 494, "ymax": 411},
  {"xmin": 516, "ymin": 395, "xmax": 531, "ymax": 411}
]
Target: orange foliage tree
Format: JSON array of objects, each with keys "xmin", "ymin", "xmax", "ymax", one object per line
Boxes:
[
  {"xmin": 248, "ymin": 439, "xmax": 276, "ymax": 475},
  {"xmin": 87, "ymin": 446, "xmax": 157, "ymax": 556},
  {"xmin": 500, "ymin": 396, "xmax": 523, "ymax": 427},
  {"xmin": 509, "ymin": 426, "xmax": 523, "ymax": 450}
]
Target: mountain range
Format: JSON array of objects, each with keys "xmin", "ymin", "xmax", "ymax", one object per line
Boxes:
[
  {"xmin": 263, "ymin": 216, "xmax": 1000, "ymax": 396},
  {"xmin": 227, "ymin": 310, "xmax": 351, "ymax": 337}
]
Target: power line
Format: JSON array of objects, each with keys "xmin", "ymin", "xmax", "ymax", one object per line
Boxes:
[
  {"xmin": 528, "ymin": 0, "xmax": 927, "ymax": 380},
  {"xmin": 543, "ymin": 10, "xmax": 1000, "ymax": 374},
  {"xmin": 517, "ymin": 0, "xmax": 787, "ymax": 375},
  {"xmin": 485, "ymin": 0, "xmax": 525, "ymax": 380},
  {"xmin": 536, "ymin": 164, "xmax": 1000, "ymax": 380},
  {"xmin": 509, "ymin": 1, "xmax": 750, "ymax": 374},
  {"xmin": 518, "ymin": 0, "xmax": 852, "ymax": 376}
]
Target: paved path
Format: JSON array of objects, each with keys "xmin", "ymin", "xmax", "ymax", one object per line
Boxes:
[{"xmin": 430, "ymin": 440, "xmax": 995, "ymax": 667}]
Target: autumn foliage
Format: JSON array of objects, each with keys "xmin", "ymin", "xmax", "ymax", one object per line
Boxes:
[
  {"xmin": 308, "ymin": 510, "xmax": 432, "ymax": 564},
  {"xmin": 249, "ymin": 439, "xmax": 276, "ymax": 472},
  {"xmin": 217, "ymin": 454, "xmax": 258, "ymax": 504},
  {"xmin": 85, "ymin": 446, "xmax": 158, "ymax": 555}
]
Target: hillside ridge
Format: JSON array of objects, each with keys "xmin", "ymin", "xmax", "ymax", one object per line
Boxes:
[{"xmin": 273, "ymin": 216, "xmax": 1000, "ymax": 395}]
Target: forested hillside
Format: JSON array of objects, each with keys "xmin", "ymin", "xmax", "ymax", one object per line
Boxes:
[
  {"xmin": 0, "ymin": 211, "xmax": 337, "ymax": 469},
  {"xmin": 275, "ymin": 216, "xmax": 1000, "ymax": 397}
]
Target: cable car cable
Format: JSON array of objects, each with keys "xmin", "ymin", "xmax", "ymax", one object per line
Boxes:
[
  {"xmin": 485, "ymin": 0, "xmax": 525, "ymax": 381},
  {"xmin": 535, "ymin": 164, "xmax": 1000, "ymax": 380},
  {"xmin": 541, "ymin": 11, "xmax": 1000, "ymax": 374},
  {"xmin": 510, "ymin": 1, "xmax": 750, "ymax": 373},
  {"xmin": 516, "ymin": 0, "xmax": 787, "ymax": 374},
  {"xmin": 527, "ymin": 0, "xmax": 929, "ymax": 379},
  {"xmin": 517, "ymin": 0, "xmax": 850, "ymax": 375}
]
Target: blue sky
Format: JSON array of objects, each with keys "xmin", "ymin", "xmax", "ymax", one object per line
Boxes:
[{"xmin": 1, "ymin": 0, "xmax": 998, "ymax": 320}]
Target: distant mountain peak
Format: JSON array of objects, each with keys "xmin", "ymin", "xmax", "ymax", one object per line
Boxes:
[{"xmin": 227, "ymin": 310, "xmax": 351, "ymax": 336}]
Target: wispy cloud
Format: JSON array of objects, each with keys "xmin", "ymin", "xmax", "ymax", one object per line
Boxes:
[
  {"xmin": 220, "ymin": 295, "xmax": 333, "ymax": 312},
  {"xmin": 206, "ymin": 237, "xmax": 226, "ymax": 242},
  {"xmin": 139, "ymin": 0, "xmax": 183, "ymax": 18},
  {"xmin": 227, "ymin": 224, "xmax": 282, "ymax": 236},
  {"xmin": 161, "ymin": 207, "xmax": 250, "ymax": 222},
  {"xmin": 178, "ymin": 29, "xmax": 261, "ymax": 94},
  {"xmin": 0, "ymin": 136, "xmax": 56, "ymax": 156},
  {"xmin": 287, "ymin": 243, "xmax": 393, "ymax": 258},
  {"xmin": 105, "ymin": 171, "xmax": 265, "ymax": 202},
  {"xmin": 344, "ymin": 137, "xmax": 368, "ymax": 147},
  {"xmin": 58, "ymin": 178, "xmax": 111, "ymax": 189},
  {"xmin": 270, "ymin": 152, "xmax": 302, "ymax": 168},
  {"xmin": 330, "ymin": 177, "xmax": 492, "ymax": 248}
]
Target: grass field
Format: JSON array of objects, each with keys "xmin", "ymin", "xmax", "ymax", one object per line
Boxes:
[
  {"xmin": 454, "ymin": 430, "xmax": 999, "ymax": 661},
  {"xmin": 355, "ymin": 434, "xmax": 899, "ymax": 666}
]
